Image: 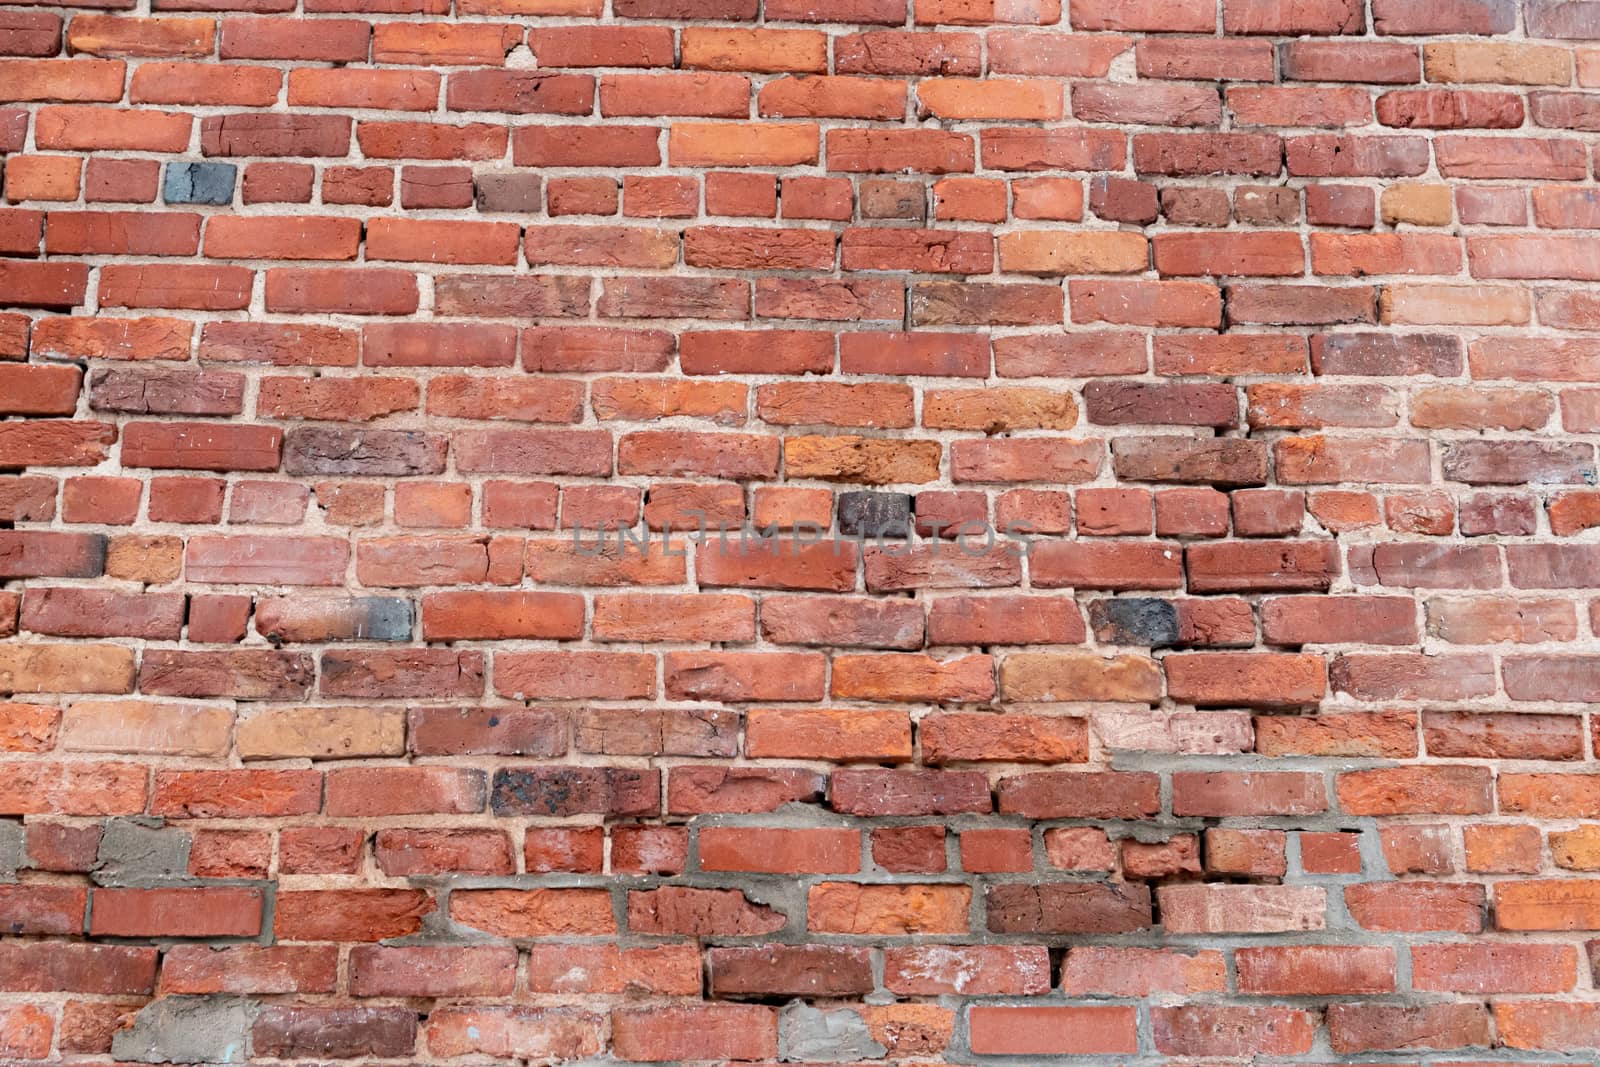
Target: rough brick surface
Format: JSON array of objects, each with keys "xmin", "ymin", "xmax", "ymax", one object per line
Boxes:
[{"xmin": 1, "ymin": 0, "xmax": 1600, "ymax": 1062}]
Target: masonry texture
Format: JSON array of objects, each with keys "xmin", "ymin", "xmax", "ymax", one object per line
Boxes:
[{"xmin": 2, "ymin": 0, "xmax": 1600, "ymax": 1061}]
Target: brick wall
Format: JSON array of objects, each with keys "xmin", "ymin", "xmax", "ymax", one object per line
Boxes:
[{"xmin": 3, "ymin": 0, "xmax": 1600, "ymax": 1060}]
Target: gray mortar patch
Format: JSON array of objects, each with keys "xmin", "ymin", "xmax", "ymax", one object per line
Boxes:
[
  {"xmin": 779, "ymin": 1002, "xmax": 886, "ymax": 1063},
  {"xmin": 93, "ymin": 817, "xmax": 190, "ymax": 887},
  {"xmin": 359, "ymin": 596, "xmax": 415, "ymax": 641},
  {"xmin": 112, "ymin": 996, "xmax": 258, "ymax": 1064},
  {"xmin": 0, "ymin": 821, "xmax": 22, "ymax": 882}
]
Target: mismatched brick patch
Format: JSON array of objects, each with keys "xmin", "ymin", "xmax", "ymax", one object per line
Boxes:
[{"xmin": 2, "ymin": 0, "xmax": 1600, "ymax": 1061}]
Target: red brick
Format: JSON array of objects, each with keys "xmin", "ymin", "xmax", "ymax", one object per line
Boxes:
[
  {"xmin": 611, "ymin": 1006, "xmax": 776, "ymax": 1063},
  {"xmin": 884, "ymin": 945, "xmax": 1048, "ymax": 995},
  {"xmin": 90, "ymin": 887, "xmax": 263, "ymax": 938},
  {"xmin": 160, "ymin": 945, "xmax": 340, "ymax": 995},
  {"xmin": 100, "ymin": 264, "xmax": 253, "ymax": 311},
  {"xmin": 265, "ymin": 268, "xmax": 418, "ymax": 315},
  {"xmin": 151, "ymin": 769, "xmax": 320, "ymax": 818},
  {"xmin": 525, "ymin": 944, "xmax": 698, "ymax": 994},
  {"xmin": 275, "ymin": 890, "xmax": 436, "ymax": 942},
  {"xmin": 0, "ymin": 944, "xmax": 156, "ymax": 994},
  {"xmin": 1413, "ymin": 942, "xmax": 1577, "ymax": 993},
  {"xmin": 969, "ymin": 1007, "xmax": 1137, "ymax": 1056},
  {"xmin": 523, "ymin": 827, "xmax": 603, "ymax": 872},
  {"xmin": 350, "ymin": 946, "xmax": 517, "ymax": 998},
  {"xmin": 708, "ymin": 945, "xmax": 872, "ymax": 997},
  {"xmin": 1328, "ymin": 1002, "xmax": 1491, "ymax": 1053},
  {"xmin": 700, "ymin": 827, "xmax": 861, "ymax": 873},
  {"xmin": 1160, "ymin": 884, "xmax": 1326, "ymax": 934},
  {"xmin": 1347, "ymin": 881, "xmax": 1485, "ymax": 932},
  {"xmin": 1166, "ymin": 652, "xmax": 1327, "ymax": 707}
]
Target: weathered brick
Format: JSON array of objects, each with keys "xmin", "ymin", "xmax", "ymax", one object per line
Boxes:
[{"xmin": 0, "ymin": 6, "xmax": 1591, "ymax": 1055}]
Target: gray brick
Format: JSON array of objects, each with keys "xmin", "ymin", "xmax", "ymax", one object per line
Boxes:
[
  {"xmin": 164, "ymin": 162, "xmax": 237, "ymax": 206},
  {"xmin": 838, "ymin": 491, "xmax": 912, "ymax": 538},
  {"xmin": 1088, "ymin": 598, "xmax": 1180, "ymax": 647}
]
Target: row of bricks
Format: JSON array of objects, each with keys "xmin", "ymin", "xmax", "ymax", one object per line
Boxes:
[
  {"xmin": 9, "ymin": 54, "xmax": 1600, "ymax": 127},
  {"xmin": 9, "ymin": 316, "xmax": 1600, "ymax": 379},
  {"xmin": 6, "ymin": 470, "xmax": 1600, "ymax": 543},
  {"xmin": 6, "ymin": 756, "xmax": 1600, "ymax": 818},
  {"xmin": 9, "ymin": 662, "xmax": 1600, "ymax": 755},
  {"xmin": 2, "ymin": 0, "xmax": 1597, "ymax": 35},
  {"xmin": 5, "ymin": 573, "xmax": 1600, "ymax": 649},
  {"xmin": 7, "ymin": 525, "xmax": 1600, "ymax": 589},
  {"xmin": 7, "ymin": 897, "xmax": 1600, "ymax": 1004},
  {"xmin": 0, "ymin": 873, "xmax": 1597, "ymax": 939},
  {"xmin": 21, "ymin": 56, "xmax": 1600, "ymax": 127},
  {"xmin": 15, "ymin": 168, "xmax": 1600, "ymax": 252},
  {"xmin": 11, "ymin": 362, "xmax": 1600, "ymax": 438},
  {"xmin": 9, "ymin": 154, "xmax": 1600, "ymax": 239},
  {"xmin": 16, "ymin": 4, "xmax": 1600, "ymax": 54},
  {"xmin": 0, "ymin": 821, "xmax": 1538, "ymax": 898},
  {"xmin": 18, "ymin": 215, "xmax": 1600, "ymax": 280},
  {"xmin": 15, "ymin": 15, "xmax": 1600, "ymax": 70},
  {"xmin": 2, "ymin": 938, "xmax": 1599, "ymax": 1001},
  {"xmin": 9, "ymin": 318, "xmax": 1600, "ymax": 377},
  {"xmin": 13, "ymin": 812, "xmax": 1600, "ymax": 882},
  {"xmin": 3, "ymin": 985, "xmax": 1600, "ymax": 1060},
  {"xmin": 3, "ymin": 640, "xmax": 1598, "ymax": 702},
  {"xmin": 10, "ymin": 106, "xmax": 1600, "ymax": 181},
  {"xmin": 6, "ymin": 266, "xmax": 1599, "ymax": 336},
  {"xmin": 14, "ymin": 363, "xmax": 1600, "ymax": 434},
  {"xmin": 7, "ymin": 693, "xmax": 1598, "ymax": 762},
  {"xmin": 1, "ymin": 419, "xmax": 1595, "ymax": 491},
  {"xmin": 7, "ymin": 264, "xmax": 1600, "ymax": 343}
]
